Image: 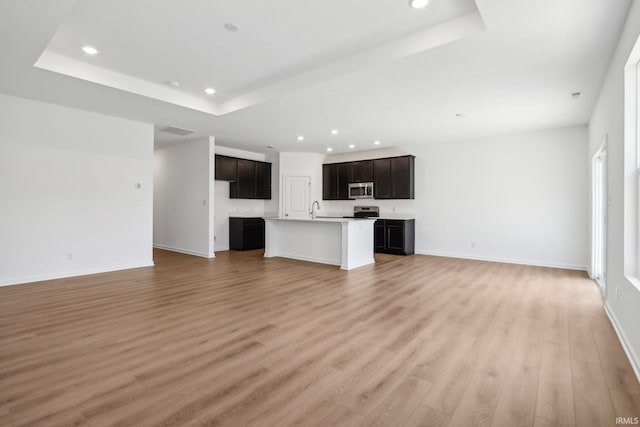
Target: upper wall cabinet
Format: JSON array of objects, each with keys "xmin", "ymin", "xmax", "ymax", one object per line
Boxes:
[
  {"xmin": 323, "ymin": 155, "xmax": 414, "ymax": 200},
  {"xmin": 374, "ymin": 156, "xmax": 415, "ymax": 199},
  {"xmin": 323, "ymin": 162, "xmax": 355, "ymax": 200},
  {"xmin": 323, "ymin": 164, "xmax": 338, "ymax": 200},
  {"xmin": 231, "ymin": 159, "xmax": 257, "ymax": 199},
  {"xmin": 215, "ymin": 155, "xmax": 238, "ymax": 181},
  {"xmin": 350, "ymin": 160, "xmax": 374, "ymax": 183},
  {"xmin": 215, "ymin": 154, "xmax": 271, "ymax": 200},
  {"xmin": 336, "ymin": 163, "xmax": 351, "ymax": 200},
  {"xmin": 373, "ymin": 158, "xmax": 392, "ymax": 198},
  {"xmin": 254, "ymin": 161, "xmax": 271, "ymax": 199}
]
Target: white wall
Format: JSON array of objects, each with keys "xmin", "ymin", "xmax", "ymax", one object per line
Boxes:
[
  {"xmin": 588, "ymin": 0, "xmax": 640, "ymax": 379},
  {"xmin": 325, "ymin": 125, "xmax": 589, "ymax": 270},
  {"xmin": 414, "ymin": 126, "xmax": 588, "ymax": 269},
  {"xmin": 213, "ymin": 146, "xmax": 272, "ymax": 251},
  {"xmin": 154, "ymin": 137, "xmax": 214, "ymax": 257},
  {"xmin": 0, "ymin": 93, "xmax": 154, "ymax": 286}
]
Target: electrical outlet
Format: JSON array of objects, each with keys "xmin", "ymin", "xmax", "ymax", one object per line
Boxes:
[
  {"xmin": 616, "ymin": 286, "xmax": 619, "ymax": 302},
  {"xmin": 471, "ymin": 241, "xmax": 476, "ymax": 249},
  {"xmin": 66, "ymin": 252, "xmax": 73, "ymax": 261}
]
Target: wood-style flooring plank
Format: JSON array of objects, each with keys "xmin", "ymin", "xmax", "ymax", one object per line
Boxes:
[
  {"xmin": 404, "ymin": 404, "xmax": 451, "ymax": 427},
  {"xmin": 535, "ymin": 340, "xmax": 575, "ymax": 426},
  {"xmin": 490, "ymin": 362, "xmax": 538, "ymax": 427},
  {"xmin": 0, "ymin": 249, "xmax": 637, "ymax": 427}
]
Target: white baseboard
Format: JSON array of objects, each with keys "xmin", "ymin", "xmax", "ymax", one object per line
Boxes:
[
  {"xmin": 0, "ymin": 261, "xmax": 155, "ymax": 287},
  {"xmin": 414, "ymin": 250, "xmax": 587, "ymax": 271},
  {"xmin": 604, "ymin": 302, "xmax": 640, "ymax": 384},
  {"xmin": 341, "ymin": 257, "xmax": 375, "ymax": 271},
  {"xmin": 153, "ymin": 244, "xmax": 214, "ymax": 259},
  {"xmin": 264, "ymin": 251, "xmax": 340, "ymax": 267}
]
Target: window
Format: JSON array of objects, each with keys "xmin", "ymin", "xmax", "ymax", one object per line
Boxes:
[
  {"xmin": 623, "ymin": 35, "xmax": 640, "ymax": 287},
  {"xmin": 592, "ymin": 143, "xmax": 606, "ymax": 293}
]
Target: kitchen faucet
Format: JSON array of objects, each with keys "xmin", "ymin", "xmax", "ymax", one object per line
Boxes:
[{"xmin": 311, "ymin": 201, "xmax": 320, "ymax": 219}]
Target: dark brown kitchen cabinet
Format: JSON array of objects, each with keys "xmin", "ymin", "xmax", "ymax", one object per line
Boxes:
[
  {"xmin": 373, "ymin": 158, "xmax": 392, "ymax": 198},
  {"xmin": 323, "ymin": 155, "xmax": 414, "ymax": 200},
  {"xmin": 254, "ymin": 161, "xmax": 271, "ymax": 199},
  {"xmin": 229, "ymin": 217, "xmax": 265, "ymax": 250},
  {"xmin": 230, "ymin": 159, "xmax": 256, "ymax": 199},
  {"xmin": 214, "ymin": 155, "xmax": 237, "ymax": 181},
  {"xmin": 374, "ymin": 219, "xmax": 415, "ymax": 255},
  {"xmin": 351, "ymin": 160, "xmax": 374, "ymax": 183},
  {"xmin": 217, "ymin": 155, "xmax": 271, "ymax": 200},
  {"xmin": 374, "ymin": 221, "xmax": 386, "ymax": 252},
  {"xmin": 390, "ymin": 156, "xmax": 414, "ymax": 199},
  {"xmin": 323, "ymin": 164, "xmax": 337, "ymax": 200},
  {"xmin": 336, "ymin": 163, "xmax": 351, "ymax": 200},
  {"xmin": 374, "ymin": 155, "xmax": 415, "ymax": 199},
  {"xmin": 323, "ymin": 163, "xmax": 350, "ymax": 200}
]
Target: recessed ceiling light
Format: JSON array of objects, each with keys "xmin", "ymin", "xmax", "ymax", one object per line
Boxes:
[
  {"xmin": 327, "ymin": 147, "xmax": 333, "ymax": 152},
  {"xmin": 409, "ymin": 0, "xmax": 429, "ymax": 9},
  {"xmin": 349, "ymin": 144, "xmax": 355, "ymax": 149},
  {"xmin": 331, "ymin": 129, "xmax": 339, "ymax": 135},
  {"xmin": 297, "ymin": 135, "xmax": 305, "ymax": 141},
  {"xmin": 455, "ymin": 113, "xmax": 467, "ymax": 118},
  {"xmin": 224, "ymin": 22, "xmax": 239, "ymax": 32},
  {"xmin": 81, "ymin": 45, "xmax": 99, "ymax": 55},
  {"xmin": 374, "ymin": 140, "xmax": 381, "ymax": 145},
  {"xmin": 204, "ymin": 87, "xmax": 216, "ymax": 95},
  {"xmin": 571, "ymin": 92, "xmax": 581, "ymax": 99}
]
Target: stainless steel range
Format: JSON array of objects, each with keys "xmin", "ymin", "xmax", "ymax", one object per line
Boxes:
[{"xmin": 343, "ymin": 206, "xmax": 380, "ymax": 219}]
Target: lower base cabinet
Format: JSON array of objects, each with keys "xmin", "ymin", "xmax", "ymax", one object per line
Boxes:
[
  {"xmin": 229, "ymin": 217, "xmax": 265, "ymax": 250},
  {"xmin": 374, "ymin": 219, "xmax": 415, "ymax": 255}
]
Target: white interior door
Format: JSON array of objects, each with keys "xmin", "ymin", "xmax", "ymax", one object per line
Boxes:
[
  {"xmin": 283, "ymin": 176, "xmax": 310, "ymax": 219},
  {"xmin": 592, "ymin": 146, "xmax": 606, "ymax": 293}
]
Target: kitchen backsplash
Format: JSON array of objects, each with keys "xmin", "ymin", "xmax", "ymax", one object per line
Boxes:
[{"xmin": 321, "ymin": 199, "xmax": 416, "ymax": 217}]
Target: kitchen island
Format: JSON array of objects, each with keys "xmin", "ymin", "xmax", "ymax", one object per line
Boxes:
[{"xmin": 264, "ymin": 217, "xmax": 375, "ymax": 270}]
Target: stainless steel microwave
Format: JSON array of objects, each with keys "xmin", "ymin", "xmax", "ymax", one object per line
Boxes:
[{"xmin": 348, "ymin": 182, "xmax": 374, "ymax": 199}]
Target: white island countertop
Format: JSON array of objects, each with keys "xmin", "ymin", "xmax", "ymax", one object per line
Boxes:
[
  {"xmin": 309, "ymin": 213, "xmax": 416, "ymax": 221},
  {"xmin": 264, "ymin": 216, "xmax": 375, "ymax": 270},
  {"xmin": 265, "ymin": 216, "xmax": 375, "ymax": 223}
]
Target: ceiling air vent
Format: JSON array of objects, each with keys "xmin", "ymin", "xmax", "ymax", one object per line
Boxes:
[{"xmin": 156, "ymin": 126, "xmax": 195, "ymax": 136}]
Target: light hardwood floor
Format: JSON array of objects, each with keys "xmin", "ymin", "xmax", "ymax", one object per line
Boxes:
[{"xmin": 1, "ymin": 250, "xmax": 639, "ymax": 426}]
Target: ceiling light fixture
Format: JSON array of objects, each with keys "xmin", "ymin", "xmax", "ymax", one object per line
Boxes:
[
  {"xmin": 297, "ymin": 135, "xmax": 305, "ymax": 141},
  {"xmin": 571, "ymin": 92, "xmax": 581, "ymax": 99},
  {"xmin": 81, "ymin": 45, "xmax": 99, "ymax": 55},
  {"xmin": 327, "ymin": 147, "xmax": 333, "ymax": 152},
  {"xmin": 409, "ymin": 0, "xmax": 429, "ymax": 9},
  {"xmin": 455, "ymin": 113, "xmax": 466, "ymax": 118},
  {"xmin": 204, "ymin": 87, "xmax": 216, "ymax": 95},
  {"xmin": 374, "ymin": 140, "xmax": 381, "ymax": 145},
  {"xmin": 349, "ymin": 144, "xmax": 355, "ymax": 149},
  {"xmin": 166, "ymin": 80, "xmax": 180, "ymax": 88},
  {"xmin": 331, "ymin": 129, "xmax": 339, "ymax": 135}
]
